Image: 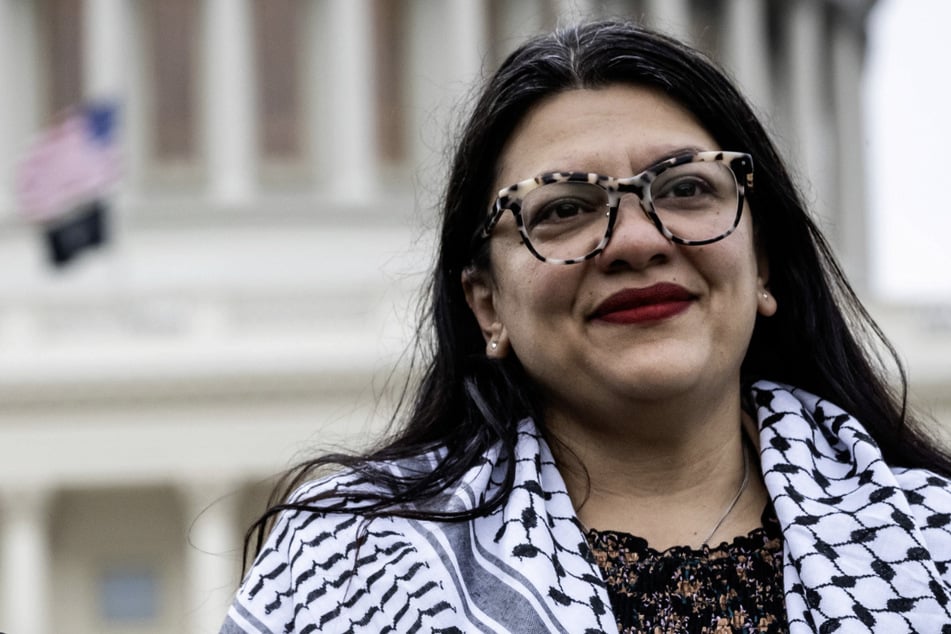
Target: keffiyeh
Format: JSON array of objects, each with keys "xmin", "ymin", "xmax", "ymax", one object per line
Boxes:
[{"xmin": 221, "ymin": 381, "xmax": 951, "ymax": 633}]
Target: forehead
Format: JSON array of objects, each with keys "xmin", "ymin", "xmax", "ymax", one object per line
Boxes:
[{"xmin": 495, "ymin": 84, "xmax": 718, "ymax": 189}]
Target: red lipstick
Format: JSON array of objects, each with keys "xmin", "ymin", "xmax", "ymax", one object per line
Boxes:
[{"xmin": 591, "ymin": 283, "xmax": 694, "ymax": 324}]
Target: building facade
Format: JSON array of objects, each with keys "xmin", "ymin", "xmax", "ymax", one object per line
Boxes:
[{"xmin": 1, "ymin": 1, "xmax": 947, "ymax": 633}]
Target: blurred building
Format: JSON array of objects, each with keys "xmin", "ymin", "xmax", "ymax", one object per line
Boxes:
[{"xmin": 0, "ymin": 1, "xmax": 947, "ymax": 633}]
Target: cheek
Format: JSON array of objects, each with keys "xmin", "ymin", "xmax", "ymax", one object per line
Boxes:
[
  {"xmin": 495, "ymin": 267, "xmax": 560, "ymax": 318},
  {"xmin": 689, "ymin": 234, "xmax": 763, "ymax": 323},
  {"xmin": 704, "ymin": 222, "xmax": 762, "ymax": 285},
  {"xmin": 491, "ymin": 257, "xmax": 582, "ymax": 335}
]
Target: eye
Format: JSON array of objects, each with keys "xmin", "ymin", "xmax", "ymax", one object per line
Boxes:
[
  {"xmin": 654, "ymin": 176, "xmax": 712, "ymax": 199},
  {"xmin": 522, "ymin": 182, "xmax": 608, "ymax": 230},
  {"xmin": 532, "ymin": 197, "xmax": 597, "ymax": 225}
]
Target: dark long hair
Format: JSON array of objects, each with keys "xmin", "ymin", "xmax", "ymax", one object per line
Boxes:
[{"xmin": 245, "ymin": 20, "xmax": 951, "ymax": 561}]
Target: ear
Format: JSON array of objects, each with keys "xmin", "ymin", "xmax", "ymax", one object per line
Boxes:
[
  {"xmin": 462, "ymin": 267, "xmax": 510, "ymax": 357},
  {"xmin": 754, "ymin": 249, "xmax": 777, "ymax": 317}
]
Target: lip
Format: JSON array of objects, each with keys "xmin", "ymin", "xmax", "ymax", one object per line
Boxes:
[{"xmin": 591, "ymin": 282, "xmax": 695, "ymax": 324}]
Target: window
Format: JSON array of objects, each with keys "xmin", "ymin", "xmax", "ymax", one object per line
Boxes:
[{"xmin": 99, "ymin": 567, "xmax": 159, "ymax": 622}]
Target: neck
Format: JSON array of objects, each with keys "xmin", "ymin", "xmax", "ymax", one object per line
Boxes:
[
  {"xmin": 546, "ymin": 383, "xmax": 743, "ymax": 475},
  {"xmin": 545, "ymin": 389, "xmax": 767, "ymax": 549}
]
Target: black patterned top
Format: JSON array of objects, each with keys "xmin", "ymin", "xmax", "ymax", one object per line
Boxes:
[{"xmin": 585, "ymin": 504, "xmax": 787, "ymax": 633}]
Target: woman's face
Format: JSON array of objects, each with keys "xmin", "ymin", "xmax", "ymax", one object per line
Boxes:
[{"xmin": 463, "ymin": 84, "xmax": 776, "ymax": 426}]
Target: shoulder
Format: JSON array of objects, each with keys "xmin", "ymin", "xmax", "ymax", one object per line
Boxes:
[
  {"xmin": 748, "ymin": 381, "xmax": 951, "ymax": 569},
  {"xmin": 892, "ymin": 466, "xmax": 951, "ymax": 495},
  {"xmin": 226, "ymin": 499, "xmax": 430, "ymax": 632},
  {"xmin": 891, "ymin": 467, "xmax": 951, "ymax": 580},
  {"xmin": 223, "ymin": 467, "xmax": 429, "ymax": 633},
  {"xmin": 222, "ymin": 444, "xmax": 507, "ymax": 633},
  {"xmin": 892, "ymin": 468, "xmax": 951, "ymax": 531},
  {"xmin": 221, "ymin": 422, "xmax": 553, "ymax": 633},
  {"xmin": 222, "ymin": 472, "xmax": 372, "ymax": 632}
]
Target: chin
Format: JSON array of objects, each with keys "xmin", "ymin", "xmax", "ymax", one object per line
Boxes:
[{"xmin": 624, "ymin": 379, "xmax": 699, "ymax": 401}]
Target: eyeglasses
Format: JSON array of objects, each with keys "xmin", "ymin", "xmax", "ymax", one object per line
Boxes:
[{"xmin": 482, "ymin": 151, "xmax": 753, "ymax": 264}]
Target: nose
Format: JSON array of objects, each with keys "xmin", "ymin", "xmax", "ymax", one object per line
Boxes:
[{"xmin": 595, "ymin": 193, "xmax": 675, "ymax": 271}]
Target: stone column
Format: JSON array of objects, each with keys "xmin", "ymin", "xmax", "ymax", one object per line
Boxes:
[
  {"xmin": 722, "ymin": 0, "xmax": 772, "ymax": 116},
  {"xmin": 0, "ymin": 488, "xmax": 52, "ymax": 634},
  {"xmin": 119, "ymin": 0, "xmax": 146, "ymax": 191},
  {"xmin": 830, "ymin": 12, "xmax": 869, "ymax": 291},
  {"xmin": 322, "ymin": 0, "xmax": 377, "ymax": 203},
  {"xmin": 0, "ymin": 0, "xmax": 13, "ymax": 216},
  {"xmin": 80, "ymin": 0, "xmax": 128, "ymax": 260},
  {"xmin": 645, "ymin": 0, "xmax": 691, "ymax": 43},
  {"xmin": 447, "ymin": 0, "xmax": 487, "ymax": 85},
  {"xmin": 83, "ymin": 0, "xmax": 126, "ymax": 101},
  {"xmin": 182, "ymin": 481, "xmax": 241, "ymax": 634},
  {"xmin": 786, "ymin": 0, "xmax": 832, "ymax": 225},
  {"xmin": 0, "ymin": 0, "xmax": 41, "ymax": 219},
  {"xmin": 202, "ymin": 0, "xmax": 256, "ymax": 204}
]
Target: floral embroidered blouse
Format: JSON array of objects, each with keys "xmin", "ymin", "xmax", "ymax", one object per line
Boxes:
[{"xmin": 585, "ymin": 504, "xmax": 787, "ymax": 633}]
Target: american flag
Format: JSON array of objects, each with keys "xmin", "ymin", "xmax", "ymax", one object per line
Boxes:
[{"xmin": 15, "ymin": 102, "xmax": 121, "ymax": 223}]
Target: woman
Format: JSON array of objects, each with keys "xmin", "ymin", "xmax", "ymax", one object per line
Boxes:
[{"xmin": 222, "ymin": 20, "xmax": 951, "ymax": 633}]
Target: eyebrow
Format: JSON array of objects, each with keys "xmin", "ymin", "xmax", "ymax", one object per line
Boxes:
[
  {"xmin": 627, "ymin": 144, "xmax": 708, "ymax": 173},
  {"xmin": 535, "ymin": 145, "xmax": 712, "ymax": 178},
  {"xmin": 496, "ymin": 144, "xmax": 714, "ymax": 191}
]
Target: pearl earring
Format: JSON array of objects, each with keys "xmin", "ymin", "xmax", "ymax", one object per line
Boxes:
[{"xmin": 490, "ymin": 341, "xmax": 498, "ymax": 350}]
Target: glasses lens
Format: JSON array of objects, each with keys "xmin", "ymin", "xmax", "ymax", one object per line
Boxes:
[
  {"xmin": 649, "ymin": 161, "xmax": 740, "ymax": 242},
  {"xmin": 521, "ymin": 182, "xmax": 610, "ymax": 260}
]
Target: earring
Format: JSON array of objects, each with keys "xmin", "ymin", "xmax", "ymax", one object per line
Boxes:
[
  {"xmin": 762, "ymin": 291, "xmax": 769, "ymax": 299},
  {"xmin": 490, "ymin": 341, "xmax": 498, "ymax": 350}
]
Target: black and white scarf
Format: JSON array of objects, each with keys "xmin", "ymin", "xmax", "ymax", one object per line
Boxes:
[{"xmin": 221, "ymin": 381, "xmax": 951, "ymax": 633}]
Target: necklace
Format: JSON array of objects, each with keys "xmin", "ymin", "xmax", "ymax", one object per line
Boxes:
[{"xmin": 701, "ymin": 442, "xmax": 750, "ymax": 546}]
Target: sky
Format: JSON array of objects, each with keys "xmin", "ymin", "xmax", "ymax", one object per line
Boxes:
[{"xmin": 865, "ymin": 0, "xmax": 951, "ymax": 302}]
